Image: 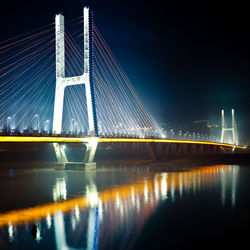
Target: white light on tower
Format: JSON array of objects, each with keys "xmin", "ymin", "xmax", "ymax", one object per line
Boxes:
[{"xmin": 52, "ymin": 7, "xmax": 95, "ymax": 135}]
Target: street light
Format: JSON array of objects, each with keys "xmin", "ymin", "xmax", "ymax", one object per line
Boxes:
[
  {"xmin": 179, "ymin": 130, "xmax": 182, "ymax": 139},
  {"xmin": 75, "ymin": 122, "xmax": 78, "ymax": 134},
  {"xmin": 45, "ymin": 120, "xmax": 50, "ymax": 133},
  {"xmin": 71, "ymin": 118, "xmax": 75, "ymax": 134},
  {"xmin": 7, "ymin": 116, "xmax": 11, "ymax": 133},
  {"xmin": 35, "ymin": 114, "xmax": 40, "ymax": 133}
]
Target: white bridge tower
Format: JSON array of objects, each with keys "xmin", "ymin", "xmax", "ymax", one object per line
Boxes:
[
  {"xmin": 53, "ymin": 7, "xmax": 96, "ymax": 135},
  {"xmin": 221, "ymin": 109, "xmax": 238, "ymax": 145}
]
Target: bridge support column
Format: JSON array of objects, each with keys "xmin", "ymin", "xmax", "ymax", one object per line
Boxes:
[
  {"xmin": 146, "ymin": 142, "xmax": 171, "ymax": 160},
  {"xmin": 198, "ymin": 144, "xmax": 204, "ymax": 154},
  {"xmin": 53, "ymin": 137, "xmax": 98, "ymax": 170},
  {"xmin": 214, "ymin": 145, "xmax": 223, "ymax": 154},
  {"xmin": 187, "ymin": 143, "xmax": 193, "ymax": 154},
  {"xmin": 163, "ymin": 143, "xmax": 171, "ymax": 156},
  {"xmin": 176, "ymin": 143, "xmax": 183, "ymax": 156},
  {"xmin": 204, "ymin": 145, "xmax": 210, "ymax": 154},
  {"xmin": 211, "ymin": 146, "xmax": 218, "ymax": 154},
  {"xmin": 83, "ymin": 137, "xmax": 99, "ymax": 169},
  {"xmin": 146, "ymin": 143, "xmax": 156, "ymax": 160},
  {"xmin": 53, "ymin": 143, "xmax": 68, "ymax": 170},
  {"xmin": 191, "ymin": 143, "xmax": 197, "ymax": 154}
]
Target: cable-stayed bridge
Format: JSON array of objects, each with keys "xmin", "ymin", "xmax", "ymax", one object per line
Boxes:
[
  {"xmin": 0, "ymin": 7, "xmax": 245, "ymax": 167},
  {"xmin": 1, "ymin": 7, "xmax": 162, "ymax": 139}
]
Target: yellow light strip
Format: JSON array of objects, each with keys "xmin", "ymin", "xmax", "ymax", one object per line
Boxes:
[
  {"xmin": 98, "ymin": 138, "xmax": 246, "ymax": 149},
  {"xmin": 0, "ymin": 136, "xmax": 245, "ymax": 149},
  {"xmin": 0, "ymin": 136, "xmax": 89, "ymax": 143}
]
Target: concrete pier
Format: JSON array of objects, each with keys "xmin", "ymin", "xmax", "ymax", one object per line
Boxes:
[{"xmin": 54, "ymin": 162, "xmax": 96, "ymax": 170}]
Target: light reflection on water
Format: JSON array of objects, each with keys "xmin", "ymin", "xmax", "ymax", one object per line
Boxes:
[
  {"xmin": 0, "ymin": 165, "xmax": 243, "ymax": 249},
  {"xmin": 53, "ymin": 178, "xmax": 67, "ymax": 202}
]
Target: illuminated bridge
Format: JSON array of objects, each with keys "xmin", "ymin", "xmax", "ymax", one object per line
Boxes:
[
  {"xmin": 0, "ymin": 136, "xmax": 245, "ymax": 148},
  {"xmin": 0, "ymin": 136, "xmax": 245, "ymax": 168},
  {"xmin": 0, "ymin": 6, "xmax": 246, "ymax": 167}
]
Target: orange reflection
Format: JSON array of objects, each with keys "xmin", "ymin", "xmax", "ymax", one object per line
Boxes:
[
  {"xmin": 0, "ymin": 165, "xmax": 230, "ymax": 228},
  {"xmin": 0, "ymin": 197, "xmax": 89, "ymax": 227}
]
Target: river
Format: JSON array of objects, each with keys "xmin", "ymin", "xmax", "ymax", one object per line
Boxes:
[{"xmin": 0, "ymin": 163, "xmax": 249, "ymax": 249}]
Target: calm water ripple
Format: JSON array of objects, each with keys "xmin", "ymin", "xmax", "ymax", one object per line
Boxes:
[{"xmin": 0, "ymin": 164, "xmax": 249, "ymax": 249}]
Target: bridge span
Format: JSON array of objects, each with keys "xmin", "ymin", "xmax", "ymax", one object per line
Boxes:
[
  {"xmin": 0, "ymin": 136, "xmax": 247, "ymax": 170},
  {"xmin": 0, "ymin": 136, "xmax": 246, "ymax": 149}
]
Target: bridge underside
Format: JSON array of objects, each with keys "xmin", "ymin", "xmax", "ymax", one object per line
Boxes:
[{"xmin": 0, "ymin": 136, "xmax": 246, "ymax": 169}]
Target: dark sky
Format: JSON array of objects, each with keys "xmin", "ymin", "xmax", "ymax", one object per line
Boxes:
[{"xmin": 0, "ymin": 0, "xmax": 249, "ymax": 142}]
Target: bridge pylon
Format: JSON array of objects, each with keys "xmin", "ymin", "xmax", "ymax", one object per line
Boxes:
[
  {"xmin": 220, "ymin": 109, "xmax": 238, "ymax": 145},
  {"xmin": 52, "ymin": 7, "xmax": 97, "ymax": 136}
]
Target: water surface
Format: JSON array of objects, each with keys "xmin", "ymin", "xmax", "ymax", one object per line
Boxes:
[{"xmin": 0, "ymin": 164, "xmax": 249, "ymax": 249}]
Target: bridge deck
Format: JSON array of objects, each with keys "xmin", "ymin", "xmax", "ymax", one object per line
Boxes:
[{"xmin": 0, "ymin": 136, "xmax": 245, "ymax": 149}]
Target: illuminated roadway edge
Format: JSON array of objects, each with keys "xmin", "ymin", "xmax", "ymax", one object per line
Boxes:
[{"xmin": 0, "ymin": 136, "xmax": 246, "ymax": 149}]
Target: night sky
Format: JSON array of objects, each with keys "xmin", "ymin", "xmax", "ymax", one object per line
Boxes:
[{"xmin": 0, "ymin": 0, "xmax": 249, "ymax": 143}]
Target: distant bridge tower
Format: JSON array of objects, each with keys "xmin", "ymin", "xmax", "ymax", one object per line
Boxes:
[
  {"xmin": 221, "ymin": 109, "xmax": 238, "ymax": 145},
  {"xmin": 53, "ymin": 7, "xmax": 97, "ymax": 135}
]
